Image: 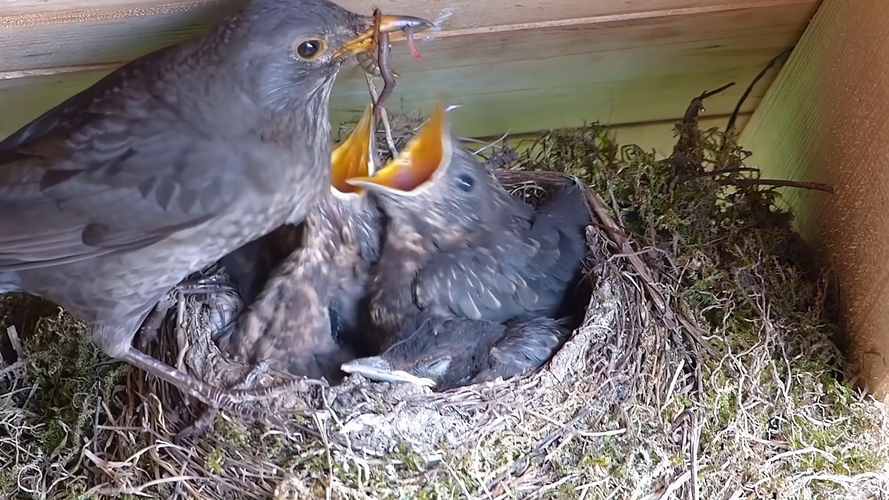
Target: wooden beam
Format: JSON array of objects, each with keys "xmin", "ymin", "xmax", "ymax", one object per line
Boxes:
[
  {"xmin": 740, "ymin": 0, "xmax": 889, "ymax": 400},
  {"xmin": 1, "ymin": 0, "xmax": 817, "ymax": 29},
  {"xmin": 0, "ymin": 0, "xmax": 814, "ymax": 148},
  {"xmin": 0, "ymin": 0, "xmax": 816, "ymax": 73}
]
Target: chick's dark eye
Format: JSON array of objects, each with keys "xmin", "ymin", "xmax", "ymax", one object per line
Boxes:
[
  {"xmin": 296, "ymin": 39, "xmax": 325, "ymax": 60},
  {"xmin": 456, "ymin": 173, "xmax": 475, "ymax": 192}
]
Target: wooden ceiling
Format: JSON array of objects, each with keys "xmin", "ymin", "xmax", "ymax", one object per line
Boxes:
[{"xmin": 1, "ymin": 0, "xmax": 819, "ymax": 145}]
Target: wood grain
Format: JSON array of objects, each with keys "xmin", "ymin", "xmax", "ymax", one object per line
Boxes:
[
  {"xmin": 741, "ymin": 0, "xmax": 889, "ymax": 399},
  {"xmin": 1, "ymin": 1, "xmax": 812, "ymax": 145},
  {"xmin": 0, "ymin": 0, "xmax": 817, "ymax": 72},
  {"xmin": 1, "ymin": 0, "xmax": 816, "ymax": 27}
]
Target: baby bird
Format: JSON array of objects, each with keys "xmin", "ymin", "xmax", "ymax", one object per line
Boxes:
[
  {"xmin": 217, "ymin": 105, "xmax": 384, "ymax": 380},
  {"xmin": 348, "ymin": 105, "xmax": 591, "ymax": 352},
  {"xmin": 341, "ymin": 316, "xmax": 570, "ymax": 390}
]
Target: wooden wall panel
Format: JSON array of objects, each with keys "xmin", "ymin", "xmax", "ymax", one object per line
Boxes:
[
  {"xmin": 3, "ymin": 1, "xmax": 810, "ymax": 73},
  {"xmin": 740, "ymin": 0, "xmax": 889, "ymax": 399},
  {"xmin": 1, "ymin": 0, "xmax": 816, "ymax": 149}
]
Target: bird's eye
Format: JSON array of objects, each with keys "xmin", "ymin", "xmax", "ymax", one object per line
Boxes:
[
  {"xmin": 456, "ymin": 173, "xmax": 475, "ymax": 192},
  {"xmin": 295, "ymin": 39, "xmax": 327, "ymax": 61}
]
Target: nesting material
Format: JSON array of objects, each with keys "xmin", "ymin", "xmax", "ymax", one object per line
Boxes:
[{"xmin": 1, "ymin": 93, "xmax": 887, "ymax": 499}]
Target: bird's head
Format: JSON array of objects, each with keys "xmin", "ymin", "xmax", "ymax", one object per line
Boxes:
[
  {"xmin": 347, "ymin": 105, "xmax": 504, "ymax": 244},
  {"xmin": 340, "ymin": 318, "xmax": 501, "ymax": 390},
  {"xmin": 233, "ymin": 0, "xmax": 431, "ymax": 115}
]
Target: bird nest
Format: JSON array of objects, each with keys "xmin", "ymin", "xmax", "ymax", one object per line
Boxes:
[{"xmin": 2, "ymin": 89, "xmax": 888, "ymax": 499}]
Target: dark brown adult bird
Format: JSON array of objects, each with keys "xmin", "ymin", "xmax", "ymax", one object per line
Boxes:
[
  {"xmin": 216, "ymin": 105, "xmax": 385, "ymax": 380},
  {"xmin": 348, "ymin": 106, "xmax": 592, "ymax": 352},
  {"xmin": 0, "ymin": 0, "xmax": 431, "ymax": 408}
]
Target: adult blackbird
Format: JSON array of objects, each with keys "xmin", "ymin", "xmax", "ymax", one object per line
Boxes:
[
  {"xmin": 348, "ymin": 106, "xmax": 592, "ymax": 350},
  {"xmin": 0, "ymin": 0, "xmax": 430, "ymax": 407},
  {"xmin": 341, "ymin": 316, "xmax": 570, "ymax": 390},
  {"xmin": 217, "ymin": 105, "xmax": 384, "ymax": 380}
]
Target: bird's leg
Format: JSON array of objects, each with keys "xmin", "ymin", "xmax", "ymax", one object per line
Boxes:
[
  {"xmin": 175, "ymin": 406, "xmax": 218, "ymax": 443},
  {"xmin": 136, "ymin": 292, "xmax": 177, "ymax": 350},
  {"xmin": 175, "ymin": 360, "xmax": 273, "ymax": 442}
]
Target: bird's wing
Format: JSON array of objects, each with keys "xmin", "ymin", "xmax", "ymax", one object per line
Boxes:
[
  {"xmin": 471, "ymin": 317, "xmax": 569, "ymax": 383},
  {"xmin": 415, "ymin": 184, "xmax": 590, "ymax": 321},
  {"xmin": 413, "ymin": 233, "xmax": 552, "ymax": 321},
  {"xmin": 518, "ymin": 181, "xmax": 591, "ymax": 300},
  {"xmin": 0, "ymin": 85, "xmax": 269, "ymax": 271}
]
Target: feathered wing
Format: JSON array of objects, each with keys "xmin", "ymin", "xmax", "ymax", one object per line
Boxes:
[
  {"xmin": 414, "ymin": 232, "xmax": 552, "ymax": 322},
  {"xmin": 414, "ymin": 183, "xmax": 591, "ymax": 322},
  {"xmin": 0, "ymin": 67, "xmax": 266, "ymax": 272},
  {"xmin": 524, "ymin": 180, "xmax": 591, "ymax": 286},
  {"xmin": 471, "ymin": 317, "xmax": 570, "ymax": 383}
]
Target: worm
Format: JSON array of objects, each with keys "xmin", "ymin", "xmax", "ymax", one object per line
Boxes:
[{"xmin": 372, "ymin": 8, "xmax": 396, "ymax": 126}]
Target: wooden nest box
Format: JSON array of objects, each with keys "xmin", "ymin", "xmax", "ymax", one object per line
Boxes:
[{"xmin": 4, "ymin": 0, "xmax": 889, "ymax": 399}]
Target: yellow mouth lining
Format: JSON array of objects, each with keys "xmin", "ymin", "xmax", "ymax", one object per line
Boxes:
[
  {"xmin": 330, "ymin": 105, "xmax": 375, "ymax": 194},
  {"xmin": 346, "ymin": 104, "xmax": 448, "ymax": 192}
]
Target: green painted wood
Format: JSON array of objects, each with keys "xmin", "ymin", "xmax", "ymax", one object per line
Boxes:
[
  {"xmin": 739, "ymin": 1, "xmax": 831, "ymax": 242},
  {"xmin": 0, "ymin": 0, "xmax": 814, "ymax": 153},
  {"xmin": 740, "ymin": 0, "xmax": 889, "ymax": 399},
  {"xmin": 0, "ymin": 0, "xmax": 817, "ymax": 72},
  {"xmin": 0, "ymin": 62, "xmax": 764, "ymax": 150}
]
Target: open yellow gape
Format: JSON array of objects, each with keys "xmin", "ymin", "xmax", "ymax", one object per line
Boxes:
[
  {"xmin": 347, "ymin": 104, "xmax": 450, "ymax": 193},
  {"xmin": 330, "ymin": 105, "xmax": 376, "ymax": 195}
]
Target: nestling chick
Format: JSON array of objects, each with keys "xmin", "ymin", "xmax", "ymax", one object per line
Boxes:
[
  {"xmin": 217, "ymin": 105, "xmax": 384, "ymax": 381},
  {"xmin": 341, "ymin": 316, "xmax": 570, "ymax": 390},
  {"xmin": 349, "ymin": 105, "xmax": 592, "ymax": 351}
]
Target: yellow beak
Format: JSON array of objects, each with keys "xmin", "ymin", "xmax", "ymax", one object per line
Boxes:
[
  {"xmin": 330, "ymin": 105, "xmax": 376, "ymax": 194},
  {"xmin": 347, "ymin": 103, "xmax": 448, "ymax": 193}
]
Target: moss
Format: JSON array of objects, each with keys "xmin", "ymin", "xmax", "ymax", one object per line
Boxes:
[
  {"xmin": 0, "ymin": 470, "xmax": 15, "ymax": 495},
  {"xmin": 213, "ymin": 416, "xmax": 249, "ymax": 449},
  {"xmin": 716, "ymin": 392, "xmax": 738, "ymax": 427},
  {"xmin": 395, "ymin": 442, "xmax": 424, "ymax": 473},
  {"xmin": 843, "ymin": 448, "xmax": 885, "ymax": 475},
  {"xmin": 206, "ymin": 447, "xmax": 226, "ymax": 475},
  {"xmin": 260, "ymin": 428, "xmax": 288, "ymax": 463},
  {"xmin": 557, "ymin": 483, "xmax": 576, "ymax": 497},
  {"xmin": 785, "ymin": 403, "xmax": 883, "ymax": 476},
  {"xmin": 415, "ymin": 487, "xmax": 437, "ymax": 500},
  {"xmin": 581, "ymin": 454, "xmax": 611, "ymax": 470}
]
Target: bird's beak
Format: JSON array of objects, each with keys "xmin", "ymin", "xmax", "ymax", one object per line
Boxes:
[
  {"xmin": 346, "ymin": 103, "xmax": 449, "ymax": 194},
  {"xmin": 336, "ymin": 15, "xmax": 433, "ymax": 59},
  {"xmin": 341, "ymin": 356, "xmax": 437, "ymax": 387},
  {"xmin": 330, "ymin": 104, "xmax": 375, "ymax": 195}
]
